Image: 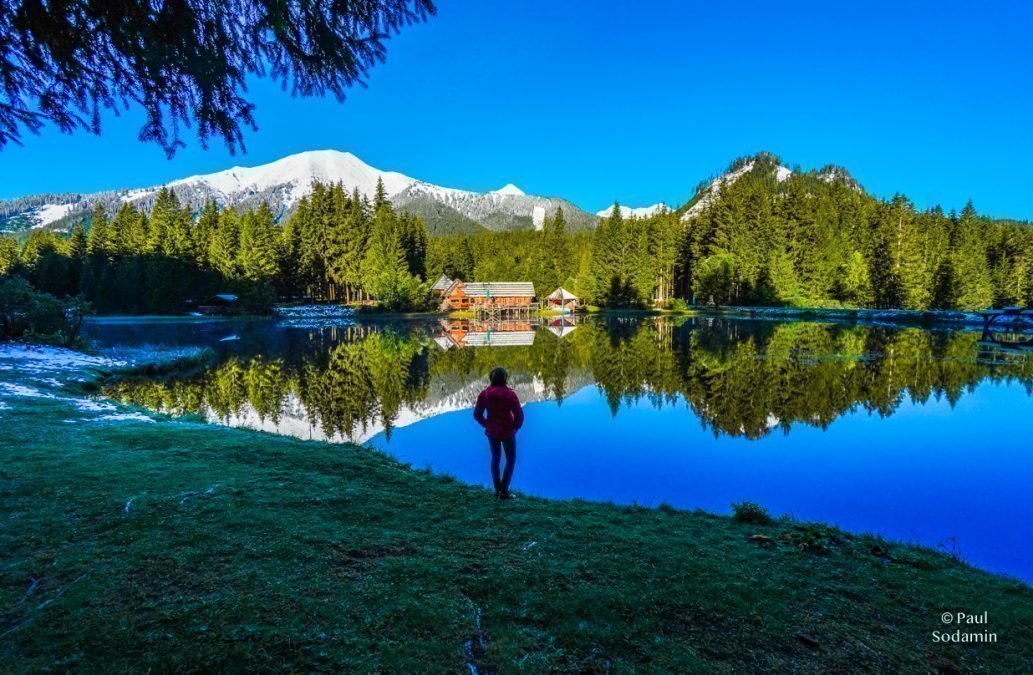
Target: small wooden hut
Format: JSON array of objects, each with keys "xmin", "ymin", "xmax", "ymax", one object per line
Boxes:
[
  {"xmin": 197, "ymin": 294, "xmax": 239, "ymax": 316},
  {"xmin": 545, "ymin": 287, "xmax": 579, "ymax": 312}
]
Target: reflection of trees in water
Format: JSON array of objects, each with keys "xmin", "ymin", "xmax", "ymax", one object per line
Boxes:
[{"xmin": 108, "ymin": 319, "xmax": 1033, "ymax": 441}]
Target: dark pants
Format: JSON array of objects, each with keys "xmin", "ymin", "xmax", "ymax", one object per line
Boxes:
[{"xmin": 489, "ymin": 436, "xmax": 517, "ymax": 493}]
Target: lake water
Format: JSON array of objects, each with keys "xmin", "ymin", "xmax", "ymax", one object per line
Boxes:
[{"xmin": 91, "ymin": 311, "xmax": 1033, "ymax": 580}]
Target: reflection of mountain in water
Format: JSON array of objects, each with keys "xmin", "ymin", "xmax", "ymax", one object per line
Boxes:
[
  {"xmin": 107, "ymin": 317, "xmax": 1033, "ymax": 442},
  {"xmin": 208, "ymin": 369, "xmax": 593, "ymax": 444}
]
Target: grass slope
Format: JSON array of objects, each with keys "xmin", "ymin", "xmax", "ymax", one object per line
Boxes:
[{"xmin": 0, "ymin": 364, "xmax": 1030, "ymax": 672}]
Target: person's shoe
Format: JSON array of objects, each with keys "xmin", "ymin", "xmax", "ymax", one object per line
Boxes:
[{"xmin": 498, "ymin": 491, "xmax": 516, "ymax": 500}]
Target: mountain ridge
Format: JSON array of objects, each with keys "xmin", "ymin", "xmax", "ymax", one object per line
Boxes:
[{"xmin": 0, "ymin": 150, "xmax": 600, "ymax": 236}]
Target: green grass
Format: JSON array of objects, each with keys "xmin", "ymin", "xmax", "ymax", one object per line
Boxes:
[{"xmin": 1, "ymin": 370, "xmax": 1030, "ymax": 672}]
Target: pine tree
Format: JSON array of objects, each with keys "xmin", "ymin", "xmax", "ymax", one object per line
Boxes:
[
  {"xmin": 0, "ymin": 237, "xmax": 19, "ymax": 276},
  {"xmin": 237, "ymin": 205, "xmax": 279, "ymax": 281},
  {"xmin": 194, "ymin": 200, "xmax": 221, "ymax": 268},
  {"xmin": 210, "ymin": 208, "xmax": 241, "ymax": 279},
  {"xmin": 86, "ymin": 204, "xmax": 111, "ymax": 256},
  {"xmin": 361, "ymin": 203, "xmax": 419, "ymax": 309},
  {"xmin": 951, "ymin": 201, "xmax": 994, "ymax": 310}
]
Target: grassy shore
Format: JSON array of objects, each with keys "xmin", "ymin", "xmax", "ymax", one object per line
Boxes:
[{"xmin": 1, "ymin": 349, "xmax": 1030, "ymax": 672}]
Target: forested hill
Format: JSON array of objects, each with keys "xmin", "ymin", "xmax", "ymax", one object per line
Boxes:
[
  {"xmin": 429, "ymin": 153, "xmax": 1031, "ymax": 312},
  {"xmin": 673, "ymin": 153, "xmax": 1031, "ymax": 310}
]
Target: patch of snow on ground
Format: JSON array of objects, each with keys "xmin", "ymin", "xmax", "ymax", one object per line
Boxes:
[
  {"xmin": 75, "ymin": 399, "xmax": 117, "ymax": 412},
  {"xmin": 775, "ymin": 166, "xmax": 793, "ymax": 182},
  {"xmin": 0, "ymin": 382, "xmax": 58, "ymax": 399},
  {"xmin": 92, "ymin": 412, "xmax": 155, "ymax": 423},
  {"xmin": 0, "ymin": 344, "xmax": 124, "ymax": 372},
  {"xmin": 532, "ymin": 206, "xmax": 547, "ymax": 230},
  {"xmin": 31, "ymin": 203, "xmax": 77, "ymax": 226}
]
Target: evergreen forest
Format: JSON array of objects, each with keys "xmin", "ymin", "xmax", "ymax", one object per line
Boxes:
[{"xmin": 2, "ymin": 154, "xmax": 1031, "ymax": 314}]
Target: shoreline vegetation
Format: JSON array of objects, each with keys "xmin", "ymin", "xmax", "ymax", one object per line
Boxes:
[
  {"xmin": 0, "ymin": 343, "xmax": 1031, "ymax": 670},
  {"xmin": 79, "ymin": 303, "xmax": 1003, "ymax": 329}
]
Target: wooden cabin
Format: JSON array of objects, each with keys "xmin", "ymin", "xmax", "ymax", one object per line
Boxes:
[
  {"xmin": 440, "ymin": 281, "xmax": 536, "ymax": 311},
  {"xmin": 197, "ymin": 294, "xmax": 239, "ymax": 316}
]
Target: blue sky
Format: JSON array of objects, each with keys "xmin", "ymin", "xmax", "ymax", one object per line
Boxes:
[{"xmin": 1, "ymin": 0, "xmax": 1031, "ymax": 219}]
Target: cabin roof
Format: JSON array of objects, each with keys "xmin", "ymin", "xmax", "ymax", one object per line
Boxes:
[
  {"xmin": 547, "ymin": 325, "xmax": 577, "ymax": 338},
  {"xmin": 430, "ymin": 275, "xmax": 453, "ymax": 291},
  {"xmin": 200, "ymin": 294, "xmax": 238, "ymax": 305},
  {"xmin": 546, "ymin": 287, "xmax": 578, "ymax": 301},
  {"xmin": 453, "ymin": 282, "xmax": 535, "ymax": 298}
]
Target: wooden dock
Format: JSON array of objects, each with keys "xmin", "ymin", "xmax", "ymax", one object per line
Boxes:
[
  {"xmin": 474, "ymin": 302, "xmax": 540, "ymax": 321},
  {"xmin": 977, "ymin": 308, "xmax": 1033, "ymax": 350}
]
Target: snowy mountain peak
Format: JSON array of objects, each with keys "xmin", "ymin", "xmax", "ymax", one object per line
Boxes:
[
  {"xmin": 168, "ymin": 149, "xmax": 418, "ymax": 208},
  {"xmin": 493, "ymin": 183, "xmax": 525, "ymax": 196},
  {"xmin": 682, "ymin": 158, "xmax": 792, "ymax": 221},
  {"xmin": 596, "ymin": 203, "xmax": 668, "ymax": 219}
]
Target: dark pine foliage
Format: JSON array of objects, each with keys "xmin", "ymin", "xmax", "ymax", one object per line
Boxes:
[{"xmin": 0, "ymin": 0, "xmax": 435, "ymax": 155}]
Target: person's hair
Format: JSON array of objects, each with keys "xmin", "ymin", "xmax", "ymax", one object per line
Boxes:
[{"xmin": 489, "ymin": 367, "xmax": 508, "ymax": 387}]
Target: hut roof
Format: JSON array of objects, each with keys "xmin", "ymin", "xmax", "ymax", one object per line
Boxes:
[
  {"xmin": 201, "ymin": 294, "xmax": 238, "ymax": 305},
  {"xmin": 546, "ymin": 287, "xmax": 578, "ymax": 301},
  {"xmin": 459, "ymin": 282, "xmax": 536, "ymax": 298},
  {"xmin": 547, "ymin": 325, "xmax": 577, "ymax": 338},
  {"xmin": 430, "ymin": 275, "xmax": 453, "ymax": 291}
]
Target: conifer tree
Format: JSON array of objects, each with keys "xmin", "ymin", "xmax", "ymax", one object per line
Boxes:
[
  {"xmin": 194, "ymin": 200, "xmax": 221, "ymax": 268},
  {"xmin": 210, "ymin": 209, "xmax": 241, "ymax": 279},
  {"xmin": 951, "ymin": 201, "xmax": 994, "ymax": 310},
  {"xmin": 0, "ymin": 237, "xmax": 19, "ymax": 276},
  {"xmin": 237, "ymin": 205, "xmax": 279, "ymax": 281},
  {"xmin": 361, "ymin": 205, "xmax": 419, "ymax": 309},
  {"xmin": 86, "ymin": 204, "xmax": 111, "ymax": 256}
]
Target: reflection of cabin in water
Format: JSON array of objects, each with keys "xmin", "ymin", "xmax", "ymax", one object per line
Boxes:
[
  {"xmin": 546, "ymin": 316, "xmax": 578, "ymax": 338},
  {"xmin": 440, "ymin": 281, "xmax": 537, "ymax": 317},
  {"xmin": 434, "ymin": 319, "xmax": 536, "ymax": 349}
]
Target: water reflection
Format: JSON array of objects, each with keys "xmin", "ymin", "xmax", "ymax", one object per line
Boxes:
[
  {"xmin": 106, "ymin": 317, "xmax": 1033, "ymax": 444},
  {"xmin": 101, "ymin": 316, "xmax": 1033, "ymax": 578}
]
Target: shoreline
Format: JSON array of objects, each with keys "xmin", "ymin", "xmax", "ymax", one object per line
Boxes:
[
  {"xmin": 1, "ymin": 342, "xmax": 1031, "ymax": 670},
  {"xmin": 80, "ymin": 304, "xmax": 1017, "ymax": 330},
  {"xmin": 710, "ymin": 305, "xmax": 990, "ymax": 328}
]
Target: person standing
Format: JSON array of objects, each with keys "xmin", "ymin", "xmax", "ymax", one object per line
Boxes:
[{"xmin": 473, "ymin": 367, "xmax": 523, "ymax": 499}]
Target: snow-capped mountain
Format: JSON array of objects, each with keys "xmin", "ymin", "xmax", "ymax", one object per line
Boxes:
[
  {"xmin": 681, "ymin": 158, "xmax": 793, "ymax": 221},
  {"xmin": 596, "ymin": 203, "xmax": 669, "ymax": 219},
  {"xmin": 0, "ymin": 150, "xmax": 597, "ymax": 235}
]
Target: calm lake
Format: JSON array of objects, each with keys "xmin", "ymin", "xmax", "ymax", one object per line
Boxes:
[{"xmin": 90, "ymin": 311, "xmax": 1033, "ymax": 580}]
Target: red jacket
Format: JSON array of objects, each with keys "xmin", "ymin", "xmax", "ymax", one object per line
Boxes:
[{"xmin": 473, "ymin": 385, "xmax": 524, "ymax": 440}]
